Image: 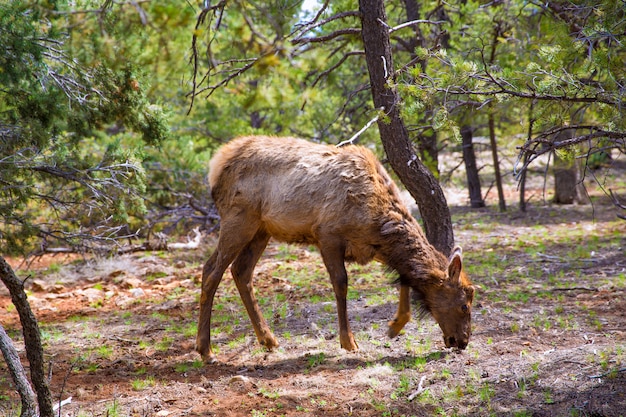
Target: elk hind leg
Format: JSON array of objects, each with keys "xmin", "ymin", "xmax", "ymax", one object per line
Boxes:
[
  {"xmin": 196, "ymin": 215, "xmax": 260, "ymax": 363},
  {"xmin": 231, "ymin": 229, "xmax": 279, "ymax": 350},
  {"xmin": 319, "ymin": 239, "xmax": 358, "ymax": 351}
]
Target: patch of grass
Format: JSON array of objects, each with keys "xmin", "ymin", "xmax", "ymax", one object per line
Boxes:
[
  {"xmin": 258, "ymin": 386, "xmax": 281, "ymax": 399},
  {"xmin": 144, "ymin": 270, "xmax": 168, "ymax": 282},
  {"xmin": 104, "ymin": 399, "xmax": 121, "ymax": 417},
  {"xmin": 95, "ymin": 345, "xmax": 113, "ymax": 360},
  {"xmin": 156, "ymin": 336, "xmax": 173, "ymax": 352},
  {"xmin": 131, "ymin": 376, "xmax": 156, "ymax": 391},
  {"xmin": 306, "ymin": 352, "xmax": 326, "ymax": 369},
  {"xmin": 46, "ymin": 262, "xmax": 62, "ymax": 274},
  {"xmin": 543, "ymin": 388, "xmax": 554, "ymax": 404}
]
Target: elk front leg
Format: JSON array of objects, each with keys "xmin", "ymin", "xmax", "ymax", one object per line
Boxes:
[
  {"xmin": 388, "ymin": 285, "xmax": 411, "ymax": 338},
  {"xmin": 231, "ymin": 230, "xmax": 278, "ymax": 350}
]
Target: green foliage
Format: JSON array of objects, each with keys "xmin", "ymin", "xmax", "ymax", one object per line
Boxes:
[
  {"xmin": 2, "ymin": 0, "xmax": 624, "ymax": 255},
  {"xmin": 0, "ymin": 0, "xmax": 170, "ymax": 254},
  {"xmin": 397, "ymin": 0, "xmax": 625, "ymax": 164}
]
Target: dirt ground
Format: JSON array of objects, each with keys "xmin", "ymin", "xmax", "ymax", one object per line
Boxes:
[{"xmin": 1, "ymin": 162, "xmax": 626, "ymax": 416}]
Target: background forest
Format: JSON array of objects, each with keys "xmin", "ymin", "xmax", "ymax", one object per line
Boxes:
[
  {"xmin": 1, "ymin": 0, "xmax": 625, "ymax": 256},
  {"xmin": 1, "ymin": 0, "xmax": 625, "ymax": 416}
]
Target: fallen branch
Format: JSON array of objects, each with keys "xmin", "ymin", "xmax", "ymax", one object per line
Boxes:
[
  {"xmin": 549, "ymin": 287, "xmax": 597, "ymax": 292},
  {"xmin": 408, "ymin": 375, "xmax": 428, "ymax": 401},
  {"xmin": 53, "ymin": 396, "xmax": 72, "ymax": 411},
  {"xmin": 589, "ymin": 367, "xmax": 626, "ymax": 379},
  {"xmin": 168, "ymin": 227, "xmax": 202, "ymax": 250}
]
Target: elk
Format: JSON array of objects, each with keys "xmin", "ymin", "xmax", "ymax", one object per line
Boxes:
[{"xmin": 196, "ymin": 136, "xmax": 474, "ymax": 363}]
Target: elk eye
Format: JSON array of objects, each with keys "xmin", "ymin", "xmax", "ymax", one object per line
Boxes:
[{"xmin": 461, "ymin": 304, "xmax": 469, "ymax": 313}]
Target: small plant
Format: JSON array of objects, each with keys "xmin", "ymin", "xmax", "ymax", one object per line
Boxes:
[
  {"xmin": 479, "ymin": 383, "xmax": 495, "ymax": 402},
  {"xmin": 175, "ymin": 362, "xmax": 190, "ymax": 373},
  {"xmin": 307, "ymin": 352, "xmax": 326, "ymax": 369},
  {"xmin": 510, "ymin": 322, "xmax": 520, "ymax": 333},
  {"xmin": 96, "ymin": 345, "xmax": 113, "ymax": 359},
  {"xmin": 258, "ymin": 386, "xmax": 281, "ymax": 399},
  {"xmin": 104, "ymin": 399, "xmax": 121, "ymax": 417},
  {"xmin": 390, "ymin": 374, "xmax": 411, "ymax": 400},
  {"xmin": 131, "ymin": 376, "xmax": 156, "ymax": 391},
  {"xmin": 543, "ymin": 388, "xmax": 554, "ymax": 404}
]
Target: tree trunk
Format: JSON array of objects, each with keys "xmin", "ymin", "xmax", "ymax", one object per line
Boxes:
[
  {"xmin": 460, "ymin": 125, "xmax": 485, "ymax": 208},
  {"xmin": 359, "ymin": 0, "xmax": 454, "ymax": 255},
  {"xmin": 0, "ymin": 324, "xmax": 38, "ymax": 417},
  {"xmin": 553, "ymin": 157, "xmax": 578, "ymax": 204},
  {"xmin": 0, "ymin": 256, "xmax": 54, "ymax": 417},
  {"xmin": 553, "ymin": 128, "xmax": 581, "ymax": 205},
  {"xmin": 488, "ymin": 109, "xmax": 506, "ymax": 211}
]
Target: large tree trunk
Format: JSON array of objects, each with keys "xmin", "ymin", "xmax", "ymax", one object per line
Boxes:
[
  {"xmin": 1, "ymin": 257, "xmax": 54, "ymax": 417},
  {"xmin": 460, "ymin": 125, "xmax": 485, "ymax": 208},
  {"xmin": 359, "ymin": 0, "xmax": 454, "ymax": 255}
]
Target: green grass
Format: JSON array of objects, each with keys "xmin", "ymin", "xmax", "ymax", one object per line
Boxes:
[{"xmin": 131, "ymin": 376, "xmax": 156, "ymax": 391}]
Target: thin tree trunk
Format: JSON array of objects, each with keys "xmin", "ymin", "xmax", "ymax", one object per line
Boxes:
[
  {"xmin": 486, "ymin": 22, "xmax": 506, "ymax": 212},
  {"xmin": 520, "ymin": 102, "xmax": 535, "ymax": 212},
  {"xmin": 460, "ymin": 125, "xmax": 485, "ymax": 208},
  {"xmin": 0, "ymin": 256, "xmax": 54, "ymax": 417},
  {"xmin": 488, "ymin": 108, "xmax": 506, "ymax": 211},
  {"xmin": 0, "ymin": 324, "xmax": 38, "ymax": 417},
  {"xmin": 359, "ymin": 0, "xmax": 454, "ymax": 255}
]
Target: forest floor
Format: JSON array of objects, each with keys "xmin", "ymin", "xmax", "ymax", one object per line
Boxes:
[{"xmin": 1, "ymin": 157, "xmax": 626, "ymax": 417}]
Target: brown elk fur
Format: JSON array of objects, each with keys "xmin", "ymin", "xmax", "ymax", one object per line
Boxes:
[{"xmin": 197, "ymin": 136, "xmax": 474, "ymax": 363}]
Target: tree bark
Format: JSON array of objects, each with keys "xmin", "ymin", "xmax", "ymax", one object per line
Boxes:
[
  {"xmin": 553, "ymin": 128, "xmax": 580, "ymax": 205},
  {"xmin": 0, "ymin": 324, "xmax": 38, "ymax": 417},
  {"xmin": 553, "ymin": 157, "xmax": 577, "ymax": 204},
  {"xmin": 0, "ymin": 256, "xmax": 54, "ymax": 417},
  {"xmin": 359, "ymin": 0, "xmax": 454, "ymax": 255},
  {"xmin": 460, "ymin": 125, "xmax": 485, "ymax": 208},
  {"xmin": 488, "ymin": 109, "xmax": 506, "ymax": 212}
]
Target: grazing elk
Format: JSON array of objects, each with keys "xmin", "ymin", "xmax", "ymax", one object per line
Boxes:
[{"xmin": 197, "ymin": 136, "xmax": 474, "ymax": 363}]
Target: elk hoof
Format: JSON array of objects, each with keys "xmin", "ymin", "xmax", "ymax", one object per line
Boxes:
[
  {"xmin": 387, "ymin": 314, "xmax": 410, "ymax": 338},
  {"xmin": 340, "ymin": 335, "xmax": 359, "ymax": 351},
  {"xmin": 387, "ymin": 324, "xmax": 401, "ymax": 339},
  {"xmin": 200, "ymin": 352, "xmax": 219, "ymax": 365},
  {"xmin": 259, "ymin": 336, "xmax": 280, "ymax": 350}
]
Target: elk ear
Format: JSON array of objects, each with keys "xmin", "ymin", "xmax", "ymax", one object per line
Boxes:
[
  {"xmin": 448, "ymin": 246, "xmax": 463, "ymax": 283},
  {"xmin": 381, "ymin": 220, "xmax": 404, "ymax": 235}
]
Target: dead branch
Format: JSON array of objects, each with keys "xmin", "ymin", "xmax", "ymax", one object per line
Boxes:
[
  {"xmin": 589, "ymin": 367, "xmax": 626, "ymax": 379},
  {"xmin": 311, "ymin": 50, "xmax": 364, "ymax": 87},
  {"xmin": 609, "ymin": 189, "xmax": 626, "ymax": 220},
  {"xmin": 291, "ymin": 9, "xmax": 359, "ymax": 41},
  {"xmin": 188, "ymin": 1, "xmax": 227, "ymax": 113},
  {"xmin": 168, "ymin": 227, "xmax": 203, "ymax": 249},
  {"xmin": 377, "ymin": 18, "xmax": 446, "ymax": 33},
  {"xmin": 292, "ymin": 28, "xmax": 361, "ymax": 45},
  {"xmin": 515, "ymin": 125, "xmax": 626, "ymax": 175},
  {"xmin": 408, "ymin": 375, "xmax": 428, "ymax": 401}
]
